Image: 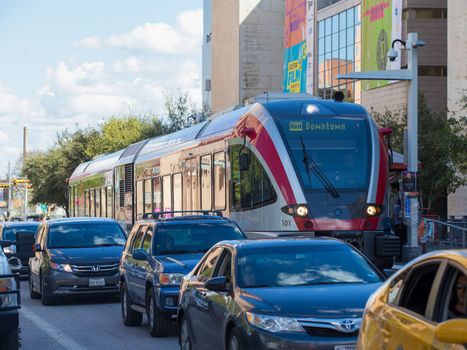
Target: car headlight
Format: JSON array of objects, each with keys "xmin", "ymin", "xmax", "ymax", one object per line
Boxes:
[
  {"xmin": 246, "ymin": 312, "xmax": 305, "ymax": 333},
  {"xmin": 159, "ymin": 273, "xmax": 184, "ymax": 286},
  {"xmin": 50, "ymin": 262, "xmax": 73, "ymax": 273},
  {"xmin": 0, "ymin": 277, "xmax": 18, "ymax": 308},
  {"xmin": 3, "ymin": 245, "xmax": 16, "ymax": 255}
]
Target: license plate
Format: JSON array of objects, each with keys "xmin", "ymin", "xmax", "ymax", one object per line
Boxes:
[
  {"xmin": 335, "ymin": 345, "xmax": 356, "ymax": 350},
  {"xmin": 89, "ymin": 277, "xmax": 105, "ymax": 287}
]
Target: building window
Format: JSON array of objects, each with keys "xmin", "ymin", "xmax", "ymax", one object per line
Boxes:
[
  {"xmin": 317, "ymin": 5, "xmax": 361, "ymax": 102},
  {"xmin": 403, "ymin": 8, "xmax": 447, "ymax": 20},
  {"xmin": 418, "ymin": 66, "xmax": 447, "ymax": 77}
]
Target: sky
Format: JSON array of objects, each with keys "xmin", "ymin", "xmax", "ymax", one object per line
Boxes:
[{"xmin": 0, "ymin": 0, "xmax": 203, "ymax": 177}]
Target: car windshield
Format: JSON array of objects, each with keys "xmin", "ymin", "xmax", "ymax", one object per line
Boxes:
[
  {"xmin": 237, "ymin": 244, "xmax": 382, "ymax": 288},
  {"xmin": 154, "ymin": 223, "xmax": 244, "ymax": 255},
  {"xmin": 2, "ymin": 226, "xmax": 38, "ymax": 241},
  {"xmin": 48, "ymin": 223, "xmax": 126, "ymax": 248}
]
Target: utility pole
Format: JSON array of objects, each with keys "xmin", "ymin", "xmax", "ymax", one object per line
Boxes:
[
  {"xmin": 23, "ymin": 126, "xmax": 28, "ymax": 216},
  {"xmin": 7, "ymin": 162, "xmax": 11, "ymax": 218}
]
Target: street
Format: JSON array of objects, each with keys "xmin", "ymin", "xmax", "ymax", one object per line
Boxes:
[{"xmin": 18, "ymin": 279, "xmax": 179, "ymax": 350}]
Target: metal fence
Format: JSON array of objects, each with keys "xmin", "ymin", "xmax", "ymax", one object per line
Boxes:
[{"xmin": 421, "ymin": 219, "xmax": 467, "ymax": 251}]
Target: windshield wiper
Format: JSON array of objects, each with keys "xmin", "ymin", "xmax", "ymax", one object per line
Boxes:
[
  {"xmin": 94, "ymin": 243, "xmax": 125, "ymax": 247},
  {"xmin": 299, "ymin": 136, "xmax": 340, "ymax": 198}
]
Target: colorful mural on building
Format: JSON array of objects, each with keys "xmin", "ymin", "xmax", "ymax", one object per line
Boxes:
[
  {"xmin": 362, "ymin": 0, "xmax": 402, "ymax": 90},
  {"xmin": 283, "ymin": 0, "xmax": 308, "ymax": 93}
]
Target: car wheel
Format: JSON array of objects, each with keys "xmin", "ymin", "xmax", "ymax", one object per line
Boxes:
[
  {"xmin": 147, "ymin": 287, "xmax": 171, "ymax": 337},
  {"xmin": 40, "ymin": 274, "xmax": 55, "ymax": 306},
  {"xmin": 179, "ymin": 315, "xmax": 192, "ymax": 350},
  {"xmin": 29, "ymin": 273, "xmax": 40, "ymax": 299},
  {"xmin": 228, "ymin": 329, "xmax": 243, "ymax": 350},
  {"xmin": 121, "ymin": 281, "xmax": 143, "ymax": 326}
]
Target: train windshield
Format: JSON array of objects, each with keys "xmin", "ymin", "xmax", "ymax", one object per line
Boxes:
[{"xmin": 277, "ymin": 115, "xmax": 371, "ymax": 192}]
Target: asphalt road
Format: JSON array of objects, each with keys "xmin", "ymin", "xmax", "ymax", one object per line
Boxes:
[{"xmin": 18, "ymin": 279, "xmax": 179, "ymax": 350}]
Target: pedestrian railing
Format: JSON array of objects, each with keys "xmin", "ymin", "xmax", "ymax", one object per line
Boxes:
[{"xmin": 422, "ymin": 219, "xmax": 467, "ymax": 250}]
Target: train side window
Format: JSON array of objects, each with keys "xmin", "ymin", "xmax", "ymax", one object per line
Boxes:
[
  {"xmin": 101, "ymin": 187, "xmax": 106, "ymax": 217},
  {"xmin": 184, "ymin": 158, "xmax": 199, "ymax": 211},
  {"xmin": 230, "ymin": 145, "xmax": 277, "ymax": 210},
  {"xmin": 84, "ymin": 190, "xmax": 88, "ymax": 216},
  {"xmin": 153, "ymin": 177, "xmax": 161, "ymax": 212},
  {"xmin": 96, "ymin": 187, "xmax": 101, "ymax": 217},
  {"xmin": 144, "ymin": 178, "xmax": 153, "ymax": 214},
  {"xmin": 173, "ymin": 173, "xmax": 182, "ymax": 212},
  {"xmin": 107, "ymin": 186, "xmax": 112, "ymax": 218},
  {"xmin": 136, "ymin": 180, "xmax": 144, "ymax": 220},
  {"xmin": 90, "ymin": 189, "xmax": 96, "ymax": 217},
  {"xmin": 213, "ymin": 152, "xmax": 226, "ymax": 210},
  {"xmin": 201, "ymin": 154, "xmax": 212, "ymax": 210},
  {"xmin": 162, "ymin": 175, "xmax": 172, "ymax": 212}
]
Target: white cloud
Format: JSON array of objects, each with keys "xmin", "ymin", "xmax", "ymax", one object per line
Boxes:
[
  {"xmin": 72, "ymin": 9, "xmax": 203, "ymax": 56},
  {"xmin": 0, "ymin": 8, "xmax": 203, "ymax": 173}
]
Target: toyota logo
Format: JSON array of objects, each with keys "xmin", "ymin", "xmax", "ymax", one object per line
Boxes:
[
  {"xmin": 92, "ymin": 265, "xmax": 100, "ymax": 272},
  {"xmin": 339, "ymin": 320, "xmax": 356, "ymax": 332}
]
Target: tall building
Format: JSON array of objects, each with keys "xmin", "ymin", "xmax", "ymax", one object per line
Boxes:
[
  {"xmin": 314, "ymin": 0, "xmax": 447, "ymax": 113},
  {"xmin": 202, "ymin": 0, "xmax": 285, "ymax": 114},
  {"xmin": 447, "ymin": 0, "xmax": 467, "ymax": 218}
]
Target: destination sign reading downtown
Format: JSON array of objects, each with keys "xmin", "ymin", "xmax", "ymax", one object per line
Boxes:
[{"xmin": 289, "ymin": 121, "xmax": 347, "ymax": 131}]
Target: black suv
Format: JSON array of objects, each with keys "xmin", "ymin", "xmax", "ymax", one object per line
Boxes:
[{"xmin": 119, "ymin": 211, "xmax": 246, "ymax": 337}]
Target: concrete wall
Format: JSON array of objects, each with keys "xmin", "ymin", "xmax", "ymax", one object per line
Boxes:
[
  {"xmin": 361, "ymin": 81, "xmax": 408, "ymax": 114},
  {"xmin": 202, "ymin": 0, "xmax": 212, "ymax": 110},
  {"xmin": 447, "ymin": 0, "xmax": 467, "ymax": 218},
  {"xmin": 239, "ymin": 0, "xmax": 284, "ymax": 104},
  {"xmin": 211, "ymin": 0, "xmax": 240, "ymax": 113}
]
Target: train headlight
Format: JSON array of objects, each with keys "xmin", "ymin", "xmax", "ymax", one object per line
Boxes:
[
  {"xmin": 365, "ymin": 204, "xmax": 383, "ymax": 216},
  {"xmin": 296, "ymin": 206, "xmax": 308, "ymax": 217},
  {"xmin": 281, "ymin": 204, "xmax": 309, "ymax": 218},
  {"xmin": 305, "ymin": 104, "xmax": 319, "ymax": 114}
]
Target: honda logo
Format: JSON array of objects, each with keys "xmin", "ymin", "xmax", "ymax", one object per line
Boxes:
[{"xmin": 92, "ymin": 265, "xmax": 100, "ymax": 272}]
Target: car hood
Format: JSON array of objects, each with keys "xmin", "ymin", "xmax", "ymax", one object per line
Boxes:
[
  {"xmin": 155, "ymin": 252, "xmax": 205, "ymax": 274},
  {"xmin": 239, "ymin": 283, "xmax": 381, "ymax": 318},
  {"xmin": 48, "ymin": 246, "xmax": 124, "ymax": 264}
]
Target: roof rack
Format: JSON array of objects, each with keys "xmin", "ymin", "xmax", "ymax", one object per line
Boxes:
[{"xmin": 142, "ymin": 210, "xmax": 224, "ymax": 220}]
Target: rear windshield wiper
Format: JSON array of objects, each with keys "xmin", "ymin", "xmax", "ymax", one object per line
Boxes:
[{"xmin": 300, "ymin": 136, "xmax": 340, "ymax": 198}]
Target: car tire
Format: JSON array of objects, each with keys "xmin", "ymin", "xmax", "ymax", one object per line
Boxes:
[
  {"xmin": 121, "ymin": 281, "xmax": 143, "ymax": 326},
  {"xmin": 147, "ymin": 287, "xmax": 171, "ymax": 337},
  {"xmin": 179, "ymin": 315, "xmax": 192, "ymax": 350},
  {"xmin": 1, "ymin": 328, "xmax": 19, "ymax": 350},
  {"xmin": 228, "ymin": 328, "xmax": 243, "ymax": 350},
  {"xmin": 29, "ymin": 273, "xmax": 40, "ymax": 299},
  {"xmin": 40, "ymin": 274, "xmax": 55, "ymax": 306}
]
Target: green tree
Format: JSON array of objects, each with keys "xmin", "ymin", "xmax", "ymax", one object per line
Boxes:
[
  {"xmin": 164, "ymin": 90, "xmax": 201, "ymax": 132},
  {"xmin": 372, "ymin": 94, "xmax": 467, "ymax": 214}
]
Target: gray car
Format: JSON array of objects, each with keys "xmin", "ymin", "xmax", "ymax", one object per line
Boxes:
[
  {"xmin": 29, "ymin": 218, "xmax": 126, "ymax": 305},
  {"xmin": 178, "ymin": 238, "xmax": 385, "ymax": 350}
]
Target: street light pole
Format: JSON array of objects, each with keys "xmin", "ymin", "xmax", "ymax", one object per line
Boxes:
[
  {"xmin": 403, "ymin": 32, "xmax": 422, "ymax": 260},
  {"xmin": 337, "ymin": 32, "xmax": 425, "ymax": 262}
]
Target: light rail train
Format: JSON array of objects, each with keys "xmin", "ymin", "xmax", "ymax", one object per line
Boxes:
[{"xmin": 69, "ymin": 95, "xmax": 400, "ymax": 267}]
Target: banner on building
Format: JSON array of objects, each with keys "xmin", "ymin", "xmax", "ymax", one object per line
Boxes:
[
  {"xmin": 361, "ymin": 0, "xmax": 402, "ymax": 90},
  {"xmin": 305, "ymin": 0, "xmax": 316, "ymax": 94},
  {"xmin": 283, "ymin": 0, "xmax": 307, "ymax": 93}
]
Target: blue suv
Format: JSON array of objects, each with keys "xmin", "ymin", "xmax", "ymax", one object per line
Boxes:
[{"xmin": 119, "ymin": 211, "xmax": 246, "ymax": 337}]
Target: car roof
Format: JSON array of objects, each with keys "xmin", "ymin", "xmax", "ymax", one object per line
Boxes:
[
  {"xmin": 46, "ymin": 217, "xmax": 119, "ymax": 226},
  {"xmin": 404, "ymin": 249, "xmax": 467, "ymax": 267},
  {"xmin": 218, "ymin": 237, "xmax": 347, "ymax": 250},
  {"xmin": 2, "ymin": 221, "xmax": 40, "ymax": 228}
]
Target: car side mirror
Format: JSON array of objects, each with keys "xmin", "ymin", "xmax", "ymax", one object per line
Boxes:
[
  {"xmin": 205, "ymin": 276, "xmax": 227, "ymax": 292},
  {"xmin": 132, "ymin": 249, "xmax": 149, "ymax": 261},
  {"xmin": 33, "ymin": 243, "xmax": 42, "ymax": 253},
  {"xmin": 239, "ymin": 153, "xmax": 250, "ymax": 171},
  {"xmin": 435, "ymin": 319, "xmax": 467, "ymax": 344}
]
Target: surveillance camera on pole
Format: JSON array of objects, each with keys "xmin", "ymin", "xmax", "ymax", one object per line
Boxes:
[{"xmin": 387, "ymin": 48, "xmax": 399, "ymax": 62}]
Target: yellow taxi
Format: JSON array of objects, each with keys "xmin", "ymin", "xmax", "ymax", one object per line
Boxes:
[{"xmin": 358, "ymin": 250, "xmax": 467, "ymax": 350}]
